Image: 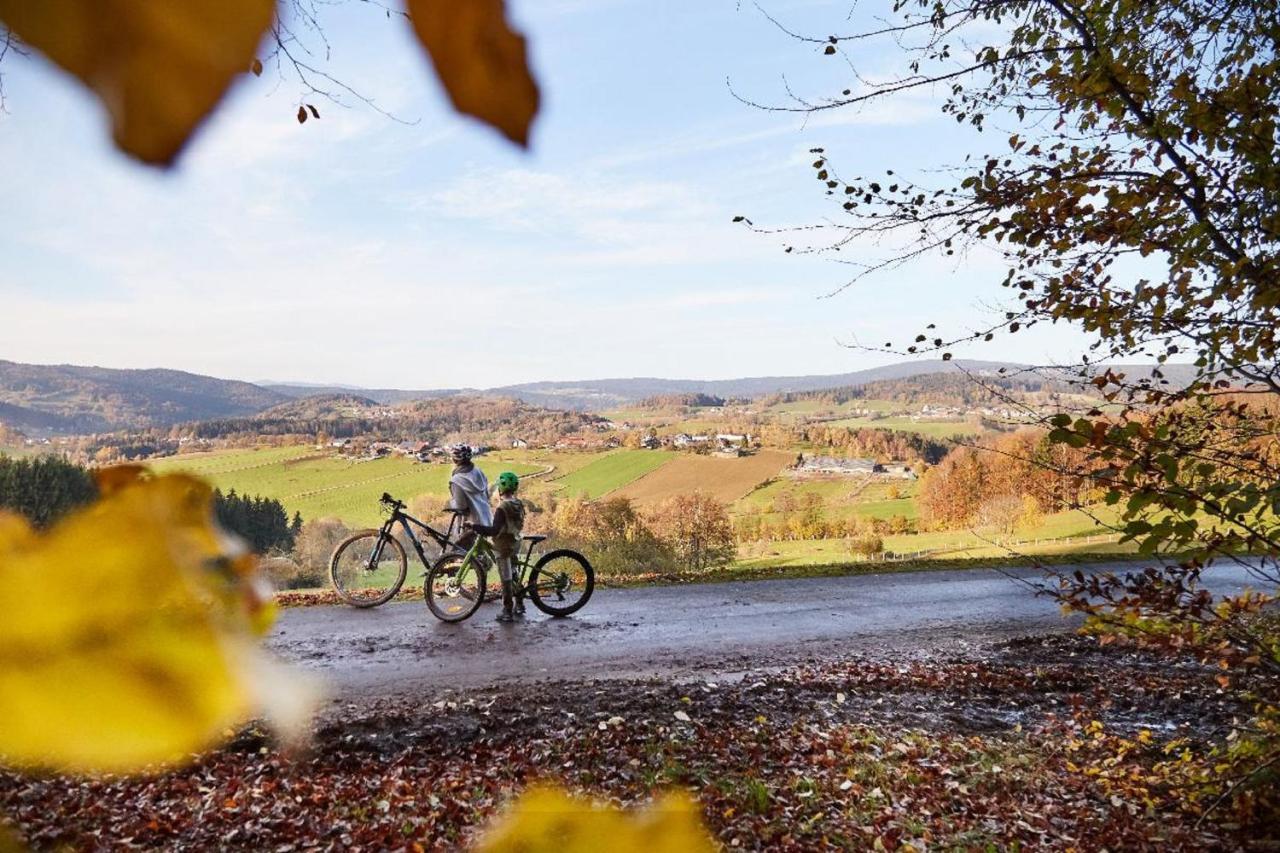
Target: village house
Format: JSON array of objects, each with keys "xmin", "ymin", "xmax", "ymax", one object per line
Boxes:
[
  {"xmin": 395, "ymin": 440, "xmax": 431, "ymax": 456},
  {"xmin": 511, "ymin": 438, "xmax": 529, "ymax": 449},
  {"xmin": 640, "ymin": 434, "xmax": 663, "ymax": 450}
]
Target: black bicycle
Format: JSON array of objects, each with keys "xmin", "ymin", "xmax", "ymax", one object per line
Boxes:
[{"xmin": 328, "ymin": 493, "xmax": 471, "ymax": 607}]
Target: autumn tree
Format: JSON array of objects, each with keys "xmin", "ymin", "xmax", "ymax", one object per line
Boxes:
[
  {"xmin": 647, "ymin": 493, "xmax": 737, "ymax": 573},
  {"xmin": 550, "ymin": 496, "xmax": 676, "ymax": 576},
  {"xmin": 290, "ymin": 516, "xmax": 352, "ymax": 586},
  {"xmin": 975, "ymin": 494, "xmax": 1024, "ymax": 538},
  {"xmin": 744, "ymin": 0, "xmax": 1279, "ymax": 821}
]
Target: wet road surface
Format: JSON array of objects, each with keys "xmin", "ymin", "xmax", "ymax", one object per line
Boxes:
[{"xmin": 268, "ymin": 561, "xmax": 1262, "ymax": 700}]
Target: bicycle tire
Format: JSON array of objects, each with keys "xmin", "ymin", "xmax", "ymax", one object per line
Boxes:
[
  {"xmin": 425, "ymin": 553, "xmax": 488, "ymax": 622},
  {"xmin": 528, "ymin": 548, "xmax": 594, "ymax": 617},
  {"xmin": 329, "ymin": 529, "xmax": 407, "ymax": 608}
]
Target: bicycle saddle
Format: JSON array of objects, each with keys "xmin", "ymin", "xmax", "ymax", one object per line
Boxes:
[{"xmin": 522, "ymin": 534, "xmax": 548, "ymax": 544}]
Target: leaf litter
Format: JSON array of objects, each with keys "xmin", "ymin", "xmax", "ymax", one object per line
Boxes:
[{"xmin": 1, "ymin": 633, "xmax": 1272, "ymax": 850}]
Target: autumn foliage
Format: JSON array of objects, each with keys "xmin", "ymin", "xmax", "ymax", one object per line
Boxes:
[{"xmin": 916, "ymin": 429, "xmax": 1095, "ymax": 531}]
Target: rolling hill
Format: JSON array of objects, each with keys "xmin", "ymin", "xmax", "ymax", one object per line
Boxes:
[
  {"xmin": 0, "ymin": 357, "xmax": 1200, "ymax": 435},
  {"xmin": 0, "ymin": 360, "xmax": 288, "ymax": 433}
]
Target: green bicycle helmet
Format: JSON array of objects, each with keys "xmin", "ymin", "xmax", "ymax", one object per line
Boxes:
[{"xmin": 497, "ymin": 471, "xmax": 520, "ymax": 494}]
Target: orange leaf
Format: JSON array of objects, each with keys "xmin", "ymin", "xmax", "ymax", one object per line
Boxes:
[
  {"xmin": 0, "ymin": 0, "xmax": 275, "ymax": 166},
  {"xmin": 406, "ymin": 0, "xmax": 539, "ymax": 146}
]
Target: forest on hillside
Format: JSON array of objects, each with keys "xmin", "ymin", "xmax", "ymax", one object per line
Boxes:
[{"xmin": 184, "ymin": 395, "xmax": 605, "ymax": 446}]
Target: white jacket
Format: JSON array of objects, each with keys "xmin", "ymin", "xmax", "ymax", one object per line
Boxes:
[{"xmin": 449, "ymin": 466, "xmax": 493, "ymax": 526}]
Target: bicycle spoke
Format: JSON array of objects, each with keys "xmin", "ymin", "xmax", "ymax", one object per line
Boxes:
[
  {"xmin": 426, "ymin": 554, "xmax": 486, "ymax": 622},
  {"xmin": 331, "ymin": 532, "xmax": 407, "ymax": 608},
  {"xmin": 529, "ymin": 550, "xmax": 593, "ymax": 617}
]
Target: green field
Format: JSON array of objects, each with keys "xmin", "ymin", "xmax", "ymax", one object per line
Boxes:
[
  {"xmin": 823, "ymin": 416, "xmax": 980, "ymax": 438},
  {"xmin": 734, "ymin": 506, "xmax": 1123, "ymax": 567},
  {"xmin": 550, "ymin": 449, "xmax": 674, "ymax": 499},
  {"xmin": 762, "ymin": 398, "xmax": 898, "ymax": 420},
  {"xmin": 736, "ymin": 475, "xmax": 918, "ymax": 522},
  {"xmin": 150, "ymin": 446, "xmax": 544, "ymax": 527}
]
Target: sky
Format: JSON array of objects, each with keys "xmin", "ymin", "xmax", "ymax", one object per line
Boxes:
[{"xmin": 0, "ymin": 0, "xmax": 1097, "ymax": 389}]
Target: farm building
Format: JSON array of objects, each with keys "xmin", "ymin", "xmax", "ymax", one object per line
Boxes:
[
  {"xmin": 875, "ymin": 461, "xmax": 918, "ymax": 480},
  {"xmin": 796, "ymin": 455, "xmax": 877, "ymax": 476},
  {"xmin": 511, "ymin": 438, "xmax": 529, "ymax": 449}
]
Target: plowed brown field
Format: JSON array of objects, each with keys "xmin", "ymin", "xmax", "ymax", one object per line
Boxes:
[{"xmin": 608, "ymin": 449, "xmax": 793, "ymax": 506}]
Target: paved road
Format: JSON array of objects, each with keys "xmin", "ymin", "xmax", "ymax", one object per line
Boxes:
[{"xmin": 268, "ymin": 561, "xmax": 1263, "ymax": 699}]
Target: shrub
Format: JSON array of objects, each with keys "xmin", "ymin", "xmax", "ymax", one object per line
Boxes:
[
  {"xmin": 847, "ymin": 535, "xmax": 884, "ymax": 560},
  {"xmin": 290, "ymin": 517, "xmax": 352, "ymax": 587}
]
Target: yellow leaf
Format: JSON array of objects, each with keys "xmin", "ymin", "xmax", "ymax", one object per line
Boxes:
[
  {"xmin": 0, "ymin": 0, "xmax": 275, "ymax": 165},
  {"xmin": 406, "ymin": 0, "xmax": 539, "ymax": 146},
  {"xmin": 0, "ymin": 474, "xmax": 315, "ymax": 773},
  {"xmin": 475, "ymin": 785, "xmax": 716, "ymax": 853}
]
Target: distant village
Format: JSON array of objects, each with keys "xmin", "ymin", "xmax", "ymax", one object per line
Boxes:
[{"xmin": 327, "ymin": 430, "xmax": 758, "ymax": 463}]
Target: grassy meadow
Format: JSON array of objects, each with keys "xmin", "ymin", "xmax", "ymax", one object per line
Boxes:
[
  {"xmin": 150, "ymin": 446, "xmax": 546, "ymax": 527},
  {"xmin": 146, "ymin": 442, "xmax": 1126, "ymax": 571},
  {"xmin": 550, "ymin": 449, "xmax": 675, "ymax": 498}
]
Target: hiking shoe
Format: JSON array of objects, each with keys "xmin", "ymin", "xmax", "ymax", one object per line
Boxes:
[{"xmin": 495, "ymin": 610, "xmax": 516, "ymax": 624}]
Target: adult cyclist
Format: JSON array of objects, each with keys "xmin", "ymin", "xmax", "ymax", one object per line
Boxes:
[{"xmin": 449, "ymin": 444, "xmax": 491, "ymax": 551}]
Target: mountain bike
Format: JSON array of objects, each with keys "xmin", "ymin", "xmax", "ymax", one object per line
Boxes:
[
  {"xmin": 329, "ymin": 493, "xmax": 473, "ymax": 607},
  {"xmin": 425, "ymin": 526, "xmax": 594, "ymax": 623}
]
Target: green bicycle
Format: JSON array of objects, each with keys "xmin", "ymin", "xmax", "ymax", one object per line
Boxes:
[{"xmin": 425, "ymin": 526, "xmax": 595, "ymax": 623}]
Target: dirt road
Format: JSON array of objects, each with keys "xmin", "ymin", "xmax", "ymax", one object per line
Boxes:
[{"xmin": 268, "ymin": 561, "xmax": 1261, "ymax": 699}]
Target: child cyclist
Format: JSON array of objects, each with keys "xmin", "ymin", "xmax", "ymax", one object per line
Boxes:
[{"xmin": 465, "ymin": 471, "xmax": 527, "ymax": 623}]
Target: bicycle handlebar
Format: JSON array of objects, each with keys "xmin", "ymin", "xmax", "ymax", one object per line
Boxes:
[{"xmin": 380, "ymin": 493, "xmax": 405, "ymax": 509}]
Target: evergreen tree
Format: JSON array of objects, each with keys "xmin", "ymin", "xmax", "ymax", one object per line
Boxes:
[{"xmin": 0, "ymin": 454, "xmax": 98, "ymax": 528}]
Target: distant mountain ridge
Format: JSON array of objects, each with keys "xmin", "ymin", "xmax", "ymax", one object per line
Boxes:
[
  {"xmin": 262, "ymin": 384, "xmax": 460, "ymax": 404},
  {"xmin": 266, "ymin": 360, "xmax": 1033, "ymax": 410},
  {"xmin": 490, "ymin": 359, "xmax": 1028, "ymax": 409},
  {"xmin": 0, "ymin": 357, "xmax": 1199, "ymax": 434}
]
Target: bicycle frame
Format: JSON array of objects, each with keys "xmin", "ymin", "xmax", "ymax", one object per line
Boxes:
[
  {"xmin": 451, "ymin": 534, "xmax": 542, "ymax": 591},
  {"xmin": 371, "ymin": 506, "xmax": 464, "ymax": 572}
]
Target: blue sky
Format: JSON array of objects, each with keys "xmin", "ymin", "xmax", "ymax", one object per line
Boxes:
[{"xmin": 0, "ymin": 0, "xmax": 1094, "ymax": 388}]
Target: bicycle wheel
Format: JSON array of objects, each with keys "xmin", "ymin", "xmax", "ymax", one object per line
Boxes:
[
  {"xmin": 425, "ymin": 553, "xmax": 487, "ymax": 622},
  {"xmin": 528, "ymin": 549, "xmax": 594, "ymax": 617},
  {"xmin": 329, "ymin": 530, "xmax": 407, "ymax": 608}
]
